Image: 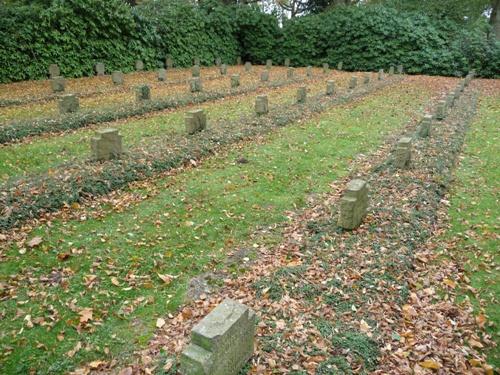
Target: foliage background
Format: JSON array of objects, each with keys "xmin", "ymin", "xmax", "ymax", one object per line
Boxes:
[{"xmin": 0, "ymin": 0, "xmax": 498, "ymax": 82}]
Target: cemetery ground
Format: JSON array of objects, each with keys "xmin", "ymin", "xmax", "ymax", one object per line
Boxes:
[{"xmin": 0, "ymin": 66, "xmax": 498, "ymax": 375}]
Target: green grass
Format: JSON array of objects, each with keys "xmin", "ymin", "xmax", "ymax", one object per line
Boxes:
[
  {"xmin": 0, "ymin": 80, "xmax": 436, "ymax": 374},
  {"xmin": 446, "ymin": 94, "xmax": 499, "ymax": 367},
  {"xmin": 0, "ymin": 82, "xmax": 320, "ymax": 181}
]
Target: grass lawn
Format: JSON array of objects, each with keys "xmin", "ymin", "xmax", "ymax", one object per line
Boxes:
[
  {"xmin": 0, "ymin": 78, "xmax": 437, "ymax": 374},
  {"xmin": 446, "ymin": 93, "xmax": 499, "ymax": 367}
]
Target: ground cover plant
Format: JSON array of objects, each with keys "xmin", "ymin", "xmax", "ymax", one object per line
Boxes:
[{"xmin": 0, "ymin": 73, "xmax": 441, "ymax": 374}]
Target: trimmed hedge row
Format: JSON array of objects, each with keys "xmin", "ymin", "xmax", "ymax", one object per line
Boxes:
[
  {"xmin": 0, "ymin": 76, "xmax": 401, "ymax": 230},
  {"xmin": 0, "ymin": 75, "xmax": 305, "ymax": 144}
]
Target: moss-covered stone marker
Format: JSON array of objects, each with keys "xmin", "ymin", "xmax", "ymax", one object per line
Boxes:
[
  {"xmin": 220, "ymin": 64, "xmax": 227, "ymax": 76},
  {"xmin": 48, "ymin": 64, "xmax": 60, "ymax": 79},
  {"xmin": 255, "ymin": 95, "xmax": 268, "ymax": 115},
  {"xmin": 230, "ymin": 74, "xmax": 240, "ymax": 88},
  {"xmin": 95, "ymin": 62, "xmax": 105, "ymax": 76},
  {"xmin": 192, "ymin": 65, "xmax": 201, "ymax": 78},
  {"xmin": 260, "ymin": 70, "xmax": 269, "ymax": 82},
  {"xmin": 266, "ymin": 59, "xmax": 272, "ymax": 69},
  {"xmin": 111, "ymin": 71, "xmax": 124, "ymax": 85},
  {"xmin": 296, "ymin": 86, "xmax": 307, "ymax": 104},
  {"xmin": 135, "ymin": 85, "xmax": 151, "ymax": 101},
  {"xmin": 135, "ymin": 60, "xmax": 144, "ymax": 71},
  {"xmin": 435, "ymin": 100, "xmax": 446, "ymax": 121},
  {"xmin": 58, "ymin": 94, "xmax": 79, "ymax": 114},
  {"xmin": 180, "ymin": 299, "xmax": 256, "ymax": 375},
  {"xmin": 51, "ymin": 76, "xmax": 65, "ymax": 93},
  {"xmin": 158, "ymin": 69, "xmax": 167, "ymax": 82},
  {"xmin": 378, "ymin": 69, "xmax": 384, "ymax": 81},
  {"xmin": 418, "ymin": 115, "xmax": 432, "ymax": 138},
  {"xmin": 91, "ymin": 128, "xmax": 123, "ymax": 161},
  {"xmin": 190, "ymin": 77, "xmax": 202, "ymax": 93},
  {"xmin": 349, "ymin": 76, "xmax": 358, "ymax": 89},
  {"xmin": 284, "ymin": 57, "xmax": 290, "ymax": 67},
  {"xmin": 287, "ymin": 67, "xmax": 294, "ymax": 79},
  {"xmin": 185, "ymin": 109, "xmax": 207, "ymax": 135},
  {"xmin": 337, "ymin": 61, "xmax": 343, "ymax": 70},
  {"xmin": 244, "ymin": 62, "xmax": 252, "ymax": 72},
  {"xmin": 326, "ymin": 80, "xmax": 335, "ymax": 96},
  {"xmin": 394, "ymin": 137, "xmax": 412, "ymax": 169},
  {"xmin": 338, "ymin": 179, "xmax": 369, "ymax": 230}
]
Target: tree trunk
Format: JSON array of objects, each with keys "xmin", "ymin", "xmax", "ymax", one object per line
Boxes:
[{"xmin": 491, "ymin": 0, "xmax": 500, "ymax": 40}]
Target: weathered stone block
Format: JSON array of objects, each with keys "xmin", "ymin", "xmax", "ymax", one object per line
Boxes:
[
  {"xmin": 236, "ymin": 56, "xmax": 242, "ymax": 65},
  {"xmin": 378, "ymin": 69, "xmax": 384, "ymax": 81},
  {"xmin": 220, "ymin": 64, "xmax": 227, "ymax": 76},
  {"xmin": 363, "ymin": 73, "xmax": 370, "ymax": 85},
  {"xmin": 337, "ymin": 61, "xmax": 343, "ymax": 70},
  {"xmin": 260, "ymin": 70, "xmax": 269, "ymax": 82},
  {"xmin": 58, "ymin": 94, "xmax": 79, "ymax": 114},
  {"xmin": 135, "ymin": 85, "xmax": 151, "ymax": 101},
  {"xmin": 215, "ymin": 57, "xmax": 222, "ymax": 67},
  {"xmin": 166, "ymin": 56, "xmax": 173, "ymax": 69},
  {"xmin": 158, "ymin": 69, "xmax": 167, "ymax": 82},
  {"xmin": 266, "ymin": 59, "xmax": 272, "ymax": 69},
  {"xmin": 95, "ymin": 62, "xmax": 105, "ymax": 76},
  {"xmin": 435, "ymin": 100, "xmax": 446, "ymax": 121},
  {"xmin": 255, "ymin": 95, "xmax": 268, "ymax": 115},
  {"xmin": 180, "ymin": 299, "xmax": 255, "ymax": 375},
  {"xmin": 284, "ymin": 58, "xmax": 290, "ymax": 67},
  {"xmin": 323, "ymin": 63, "xmax": 329, "ymax": 73},
  {"xmin": 244, "ymin": 62, "xmax": 252, "ymax": 72},
  {"xmin": 190, "ymin": 77, "xmax": 203, "ymax": 93},
  {"xmin": 338, "ymin": 179, "xmax": 369, "ymax": 230},
  {"xmin": 389, "ymin": 66, "xmax": 395, "ymax": 75},
  {"xmin": 397, "ymin": 65, "xmax": 404, "ymax": 74},
  {"xmin": 296, "ymin": 86, "xmax": 307, "ymax": 104},
  {"xmin": 418, "ymin": 115, "xmax": 432, "ymax": 138},
  {"xmin": 287, "ymin": 67, "xmax": 294, "ymax": 79},
  {"xmin": 135, "ymin": 60, "xmax": 144, "ymax": 71},
  {"xmin": 192, "ymin": 65, "xmax": 201, "ymax": 78},
  {"xmin": 349, "ymin": 76, "xmax": 357, "ymax": 89},
  {"xmin": 230, "ymin": 74, "xmax": 240, "ymax": 88},
  {"xmin": 194, "ymin": 57, "xmax": 201, "ymax": 66},
  {"xmin": 49, "ymin": 64, "xmax": 60, "ymax": 79},
  {"xmin": 446, "ymin": 93, "xmax": 455, "ymax": 109},
  {"xmin": 51, "ymin": 76, "xmax": 65, "ymax": 93},
  {"xmin": 306, "ymin": 66, "xmax": 313, "ymax": 78},
  {"xmin": 185, "ymin": 109, "xmax": 207, "ymax": 135},
  {"xmin": 394, "ymin": 137, "xmax": 412, "ymax": 169},
  {"xmin": 111, "ymin": 71, "xmax": 124, "ymax": 85},
  {"xmin": 326, "ymin": 80, "xmax": 335, "ymax": 96},
  {"xmin": 91, "ymin": 128, "xmax": 123, "ymax": 161}
]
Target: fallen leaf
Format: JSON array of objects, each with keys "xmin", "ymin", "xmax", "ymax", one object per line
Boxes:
[
  {"xmin": 27, "ymin": 236, "xmax": 42, "ymax": 248},
  {"xmin": 79, "ymin": 308, "xmax": 93, "ymax": 323},
  {"xmin": 156, "ymin": 318, "xmax": 166, "ymax": 328},
  {"xmin": 418, "ymin": 360, "xmax": 441, "ymax": 370}
]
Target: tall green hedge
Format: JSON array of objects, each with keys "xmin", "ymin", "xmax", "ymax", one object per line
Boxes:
[{"xmin": 0, "ymin": 0, "xmax": 497, "ymax": 83}]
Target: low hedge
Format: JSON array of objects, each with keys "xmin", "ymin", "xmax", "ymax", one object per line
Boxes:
[{"xmin": 0, "ymin": 76, "xmax": 401, "ymax": 230}]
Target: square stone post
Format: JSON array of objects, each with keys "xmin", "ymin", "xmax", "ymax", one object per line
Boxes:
[
  {"xmin": 194, "ymin": 57, "xmax": 201, "ymax": 66},
  {"xmin": 306, "ymin": 66, "xmax": 313, "ymax": 78},
  {"xmin": 189, "ymin": 77, "xmax": 203, "ymax": 93},
  {"xmin": 363, "ymin": 73, "xmax": 370, "ymax": 85},
  {"xmin": 245, "ymin": 62, "xmax": 252, "ymax": 72},
  {"xmin": 51, "ymin": 76, "xmax": 65, "ymax": 93},
  {"xmin": 266, "ymin": 59, "xmax": 272, "ymax": 69},
  {"xmin": 220, "ymin": 64, "xmax": 227, "ymax": 76},
  {"xmin": 378, "ymin": 69, "xmax": 384, "ymax": 81},
  {"xmin": 166, "ymin": 55, "xmax": 173, "ymax": 69},
  {"xmin": 135, "ymin": 60, "xmax": 144, "ymax": 71},
  {"xmin": 158, "ymin": 69, "xmax": 167, "ymax": 82},
  {"xmin": 236, "ymin": 56, "xmax": 242, "ymax": 65},
  {"xmin": 337, "ymin": 61, "xmax": 343, "ymax": 70},
  {"xmin": 231, "ymin": 74, "xmax": 240, "ymax": 88},
  {"xmin": 338, "ymin": 179, "xmax": 369, "ymax": 230},
  {"xmin": 349, "ymin": 76, "xmax": 357, "ymax": 89},
  {"xmin": 215, "ymin": 57, "xmax": 222, "ymax": 67},
  {"xmin": 49, "ymin": 64, "xmax": 60, "ymax": 79},
  {"xmin": 323, "ymin": 63, "xmax": 329, "ymax": 73},
  {"xmin": 397, "ymin": 65, "xmax": 404, "ymax": 74},
  {"xmin": 389, "ymin": 66, "xmax": 395, "ymax": 75},
  {"xmin": 90, "ymin": 128, "xmax": 123, "ymax": 161},
  {"xmin": 59, "ymin": 94, "xmax": 79, "ymax": 114},
  {"xmin": 394, "ymin": 137, "xmax": 412, "ymax": 169},
  {"xmin": 287, "ymin": 67, "xmax": 294, "ymax": 79},
  {"xmin": 112, "ymin": 71, "xmax": 124, "ymax": 85},
  {"xmin": 135, "ymin": 85, "xmax": 151, "ymax": 101},
  {"xmin": 192, "ymin": 65, "xmax": 201, "ymax": 78},
  {"xmin": 255, "ymin": 95, "xmax": 268, "ymax": 115},
  {"xmin": 435, "ymin": 100, "xmax": 446, "ymax": 121},
  {"xmin": 326, "ymin": 80, "xmax": 335, "ymax": 96},
  {"xmin": 95, "ymin": 62, "xmax": 105, "ymax": 76},
  {"xmin": 296, "ymin": 86, "xmax": 307, "ymax": 104},
  {"xmin": 185, "ymin": 109, "xmax": 207, "ymax": 135},
  {"xmin": 418, "ymin": 115, "xmax": 433, "ymax": 138},
  {"xmin": 284, "ymin": 58, "xmax": 290, "ymax": 67},
  {"xmin": 180, "ymin": 299, "xmax": 256, "ymax": 375},
  {"xmin": 260, "ymin": 70, "xmax": 269, "ymax": 82}
]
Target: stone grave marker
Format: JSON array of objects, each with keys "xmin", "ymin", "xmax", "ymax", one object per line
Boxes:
[
  {"xmin": 158, "ymin": 68, "xmax": 167, "ymax": 82},
  {"xmin": 51, "ymin": 76, "xmax": 65, "ymax": 93},
  {"xmin": 59, "ymin": 94, "xmax": 79, "ymax": 114},
  {"xmin": 260, "ymin": 70, "xmax": 269, "ymax": 82},
  {"xmin": 338, "ymin": 179, "xmax": 369, "ymax": 230},
  {"xmin": 95, "ymin": 62, "xmax": 105, "ymax": 76},
  {"xmin": 245, "ymin": 62, "xmax": 252, "ymax": 72},
  {"xmin": 135, "ymin": 60, "xmax": 144, "ymax": 71},
  {"xmin": 180, "ymin": 299, "xmax": 256, "ymax": 375},
  {"xmin": 397, "ymin": 65, "xmax": 404, "ymax": 74},
  {"xmin": 446, "ymin": 93, "xmax": 455, "ymax": 109},
  {"xmin": 389, "ymin": 66, "xmax": 395, "ymax": 75},
  {"xmin": 111, "ymin": 71, "xmax": 124, "ymax": 85},
  {"xmin": 49, "ymin": 64, "xmax": 60, "ymax": 79},
  {"xmin": 337, "ymin": 61, "xmax": 343, "ymax": 70},
  {"xmin": 287, "ymin": 67, "xmax": 294, "ymax": 79},
  {"xmin": 323, "ymin": 63, "xmax": 329, "ymax": 74},
  {"xmin": 194, "ymin": 57, "xmax": 201, "ymax": 66},
  {"xmin": 349, "ymin": 76, "xmax": 357, "ymax": 89},
  {"xmin": 255, "ymin": 95, "xmax": 268, "ymax": 115},
  {"xmin": 394, "ymin": 137, "xmax": 412, "ymax": 169},
  {"xmin": 435, "ymin": 100, "xmax": 446, "ymax": 121},
  {"xmin": 236, "ymin": 56, "xmax": 242, "ymax": 65},
  {"xmin": 215, "ymin": 57, "xmax": 222, "ymax": 67},
  {"xmin": 378, "ymin": 69, "xmax": 384, "ymax": 81},
  {"xmin": 284, "ymin": 58, "xmax": 290, "ymax": 67},
  {"xmin": 135, "ymin": 85, "xmax": 151, "ymax": 101},
  {"xmin": 91, "ymin": 128, "xmax": 123, "ymax": 161},
  {"xmin": 220, "ymin": 64, "xmax": 227, "ymax": 76},
  {"xmin": 266, "ymin": 59, "xmax": 272, "ymax": 69},
  {"xmin": 326, "ymin": 80, "xmax": 335, "ymax": 96},
  {"xmin": 190, "ymin": 77, "xmax": 203, "ymax": 93},
  {"xmin": 231, "ymin": 74, "xmax": 240, "ymax": 88},
  {"xmin": 185, "ymin": 109, "xmax": 207, "ymax": 135},
  {"xmin": 166, "ymin": 55, "xmax": 173, "ymax": 69},
  {"xmin": 306, "ymin": 66, "xmax": 313, "ymax": 78},
  {"xmin": 418, "ymin": 115, "xmax": 432, "ymax": 138},
  {"xmin": 296, "ymin": 86, "xmax": 307, "ymax": 104},
  {"xmin": 192, "ymin": 65, "xmax": 201, "ymax": 78},
  {"xmin": 363, "ymin": 73, "xmax": 370, "ymax": 85}
]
